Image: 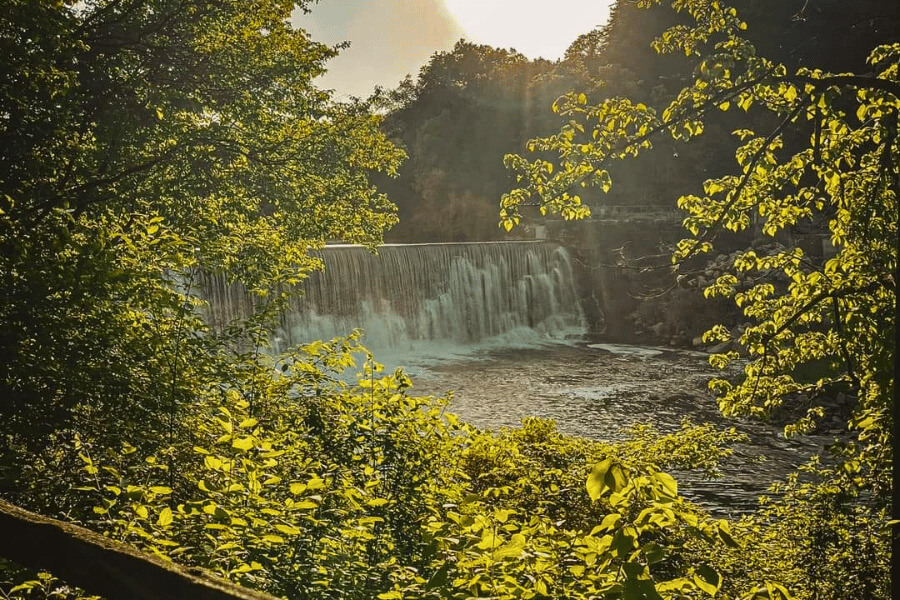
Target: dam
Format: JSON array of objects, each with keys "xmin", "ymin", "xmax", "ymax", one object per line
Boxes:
[{"xmin": 200, "ymin": 241, "xmax": 586, "ymax": 356}]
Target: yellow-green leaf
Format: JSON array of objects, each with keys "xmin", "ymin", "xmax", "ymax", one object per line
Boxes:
[
  {"xmin": 157, "ymin": 507, "xmax": 173, "ymax": 527},
  {"xmin": 587, "ymin": 458, "xmax": 613, "ymax": 500},
  {"xmin": 232, "ymin": 437, "xmax": 254, "ymax": 452},
  {"xmin": 274, "ymin": 523, "xmax": 302, "ymax": 536},
  {"xmin": 654, "ymin": 472, "xmax": 678, "ymax": 497}
]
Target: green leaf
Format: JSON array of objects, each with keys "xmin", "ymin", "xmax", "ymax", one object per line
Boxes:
[
  {"xmin": 262, "ymin": 535, "xmax": 285, "ymax": 544},
  {"xmin": 274, "ymin": 523, "xmax": 302, "ymax": 536},
  {"xmin": 717, "ymin": 520, "xmax": 741, "ymax": 548},
  {"xmin": 476, "ymin": 530, "xmax": 503, "ymax": 550},
  {"xmin": 653, "ymin": 472, "xmax": 678, "ymax": 497},
  {"xmin": 693, "ymin": 565, "xmax": 721, "ymax": 595},
  {"xmin": 232, "ymin": 437, "xmax": 254, "ymax": 452},
  {"xmin": 9, "ymin": 582, "xmax": 39, "ymax": 593},
  {"xmin": 606, "ymin": 463, "xmax": 628, "ymax": 494},
  {"xmin": 623, "ymin": 577, "xmax": 664, "ymax": 600},
  {"xmin": 157, "ymin": 507, "xmax": 173, "ymax": 527},
  {"xmin": 426, "ymin": 563, "xmax": 450, "ymax": 590},
  {"xmin": 598, "ymin": 512, "xmax": 622, "ymax": 532},
  {"xmin": 611, "ymin": 529, "xmax": 636, "ymax": 557},
  {"xmin": 306, "ymin": 478, "xmax": 326, "ymax": 490},
  {"xmin": 643, "ymin": 542, "xmax": 666, "ymax": 565},
  {"xmin": 493, "ymin": 533, "xmax": 526, "ymax": 560},
  {"xmin": 587, "ymin": 458, "xmax": 613, "ymax": 500}
]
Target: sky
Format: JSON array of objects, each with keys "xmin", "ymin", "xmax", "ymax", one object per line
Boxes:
[{"xmin": 292, "ymin": 0, "xmax": 615, "ymax": 100}]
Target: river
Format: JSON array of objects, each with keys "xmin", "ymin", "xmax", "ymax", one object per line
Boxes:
[
  {"xmin": 399, "ymin": 340, "xmax": 839, "ymax": 515},
  {"xmin": 202, "ymin": 241, "xmax": 838, "ymax": 514}
]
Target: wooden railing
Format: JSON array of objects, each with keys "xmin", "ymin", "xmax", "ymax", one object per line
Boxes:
[{"xmin": 0, "ymin": 499, "xmax": 279, "ymax": 600}]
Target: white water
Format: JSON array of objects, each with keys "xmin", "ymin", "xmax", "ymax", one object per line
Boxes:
[{"xmin": 201, "ymin": 242, "xmax": 586, "ymax": 364}]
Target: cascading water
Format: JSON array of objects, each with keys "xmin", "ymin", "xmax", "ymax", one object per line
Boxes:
[{"xmin": 202, "ymin": 241, "xmax": 585, "ymax": 358}]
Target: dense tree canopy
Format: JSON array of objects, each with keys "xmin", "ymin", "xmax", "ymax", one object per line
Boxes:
[
  {"xmin": 502, "ymin": 0, "xmax": 899, "ymax": 597},
  {"xmin": 381, "ymin": 0, "xmax": 898, "ymax": 244},
  {"xmin": 0, "ymin": 8, "xmax": 412, "ymax": 584},
  {"xmin": 372, "ymin": 41, "xmax": 566, "ymax": 242},
  {"xmin": 0, "ymin": 0, "xmax": 403, "ymax": 464},
  {"xmin": 502, "ymin": 0, "xmax": 899, "ymax": 444}
]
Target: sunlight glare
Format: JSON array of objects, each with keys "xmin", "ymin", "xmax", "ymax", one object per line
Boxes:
[{"xmin": 442, "ymin": 0, "xmax": 614, "ymax": 60}]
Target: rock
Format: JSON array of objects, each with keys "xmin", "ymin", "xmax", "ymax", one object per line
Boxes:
[
  {"xmin": 708, "ymin": 341, "xmax": 732, "ymax": 354},
  {"xmin": 670, "ymin": 335, "xmax": 689, "ymax": 347}
]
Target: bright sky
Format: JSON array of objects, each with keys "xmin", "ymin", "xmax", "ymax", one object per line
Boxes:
[{"xmin": 293, "ymin": 0, "xmax": 615, "ymax": 100}]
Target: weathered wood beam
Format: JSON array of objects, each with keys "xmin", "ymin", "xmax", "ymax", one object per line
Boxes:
[{"xmin": 0, "ymin": 499, "xmax": 280, "ymax": 600}]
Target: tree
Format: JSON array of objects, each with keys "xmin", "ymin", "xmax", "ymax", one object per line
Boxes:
[
  {"xmin": 0, "ymin": 0, "xmax": 403, "ymax": 501},
  {"xmin": 374, "ymin": 41, "xmax": 566, "ymax": 242},
  {"xmin": 501, "ymin": 0, "xmax": 898, "ymax": 596}
]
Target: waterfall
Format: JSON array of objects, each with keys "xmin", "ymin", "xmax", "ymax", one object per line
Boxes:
[{"xmin": 202, "ymin": 241, "xmax": 585, "ymax": 355}]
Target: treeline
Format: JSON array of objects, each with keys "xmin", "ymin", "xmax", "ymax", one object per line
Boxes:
[{"xmin": 377, "ymin": 0, "xmax": 895, "ymax": 243}]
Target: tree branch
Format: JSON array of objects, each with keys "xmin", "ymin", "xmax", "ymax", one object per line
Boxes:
[
  {"xmin": 681, "ymin": 97, "xmax": 810, "ymax": 259},
  {"xmin": 786, "ymin": 74, "xmax": 900, "ymax": 98}
]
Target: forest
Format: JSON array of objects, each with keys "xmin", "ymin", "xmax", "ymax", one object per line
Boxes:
[
  {"xmin": 0, "ymin": 1, "xmax": 897, "ymax": 599},
  {"xmin": 379, "ymin": 0, "xmax": 895, "ymax": 243}
]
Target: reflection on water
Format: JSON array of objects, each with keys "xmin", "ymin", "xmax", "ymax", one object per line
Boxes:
[{"xmin": 404, "ymin": 342, "xmax": 839, "ymax": 515}]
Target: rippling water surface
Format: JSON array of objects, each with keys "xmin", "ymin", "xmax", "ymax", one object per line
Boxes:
[{"xmin": 403, "ymin": 341, "xmax": 839, "ymax": 515}]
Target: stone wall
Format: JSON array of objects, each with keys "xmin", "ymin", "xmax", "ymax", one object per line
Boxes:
[{"xmin": 551, "ymin": 218, "xmax": 748, "ymax": 346}]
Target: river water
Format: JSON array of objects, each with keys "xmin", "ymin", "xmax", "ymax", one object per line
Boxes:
[
  {"xmin": 201, "ymin": 240, "xmax": 838, "ymax": 515},
  {"xmin": 202, "ymin": 242, "xmax": 837, "ymax": 513},
  {"xmin": 399, "ymin": 340, "xmax": 838, "ymax": 515}
]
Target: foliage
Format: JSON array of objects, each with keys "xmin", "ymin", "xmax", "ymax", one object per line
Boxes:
[
  {"xmin": 373, "ymin": 41, "xmax": 566, "ymax": 242},
  {"xmin": 4, "ymin": 333, "xmax": 751, "ymax": 599},
  {"xmin": 376, "ymin": 0, "xmax": 896, "ymax": 244},
  {"xmin": 62, "ymin": 341, "xmax": 458, "ymax": 598},
  {"xmin": 501, "ymin": 0, "xmax": 897, "ymax": 596},
  {"xmin": 502, "ymin": 0, "xmax": 899, "ymax": 455},
  {"xmin": 3, "ymin": 1, "xmax": 896, "ymax": 600},
  {"xmin": 0, "ymin": 0, "xmax": 403, "ymax": 490},
  {"xmin": 714, "ymin": 460, "xmax": 891, "ymax": 600},
  {"xmin": 0, "ymin": 6, "xmax": 756, "ymax": 591},
  {"xmin": 374, "ymin": 1, "xmax": 764, "ymax": 242}
]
